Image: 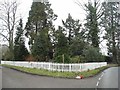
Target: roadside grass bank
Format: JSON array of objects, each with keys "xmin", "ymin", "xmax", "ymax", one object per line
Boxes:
[{"xmin": 2, "ymin": 64, "xmax": 118, "ymax": 79}]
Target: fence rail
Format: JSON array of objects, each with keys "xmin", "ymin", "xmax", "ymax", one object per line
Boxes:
[{"xmin": 1, "ymin": 61, "xmax": 107, "ymax": 72}]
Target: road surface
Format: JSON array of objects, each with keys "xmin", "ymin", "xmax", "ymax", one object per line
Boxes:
[
  {"xmin": 1, "ymin": 66, "xmax": 119, "ymax": 89},
  {"xmin": 97, "ymin": 67, "xmax": 119, "ymax": 89}
]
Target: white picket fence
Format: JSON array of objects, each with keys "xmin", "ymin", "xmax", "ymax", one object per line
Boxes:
[{"xmin": 1, "ymin": 61, "xmax": 107, "ymax": 72}]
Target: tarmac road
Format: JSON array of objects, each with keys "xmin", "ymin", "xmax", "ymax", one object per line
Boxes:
[
  {"xmin": 97, "ymin": 67, "xmax": 119, "ymax": 89},
  {"xmin": 1, "ymin": 66, "xmax": 119, "ymax": 89}
]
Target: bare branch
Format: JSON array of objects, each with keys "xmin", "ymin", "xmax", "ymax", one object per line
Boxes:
[
  {"xmin": 0, "ymin": 33, "xmax": 9, "ymax": 41},
  {"xmin": 74, "ymin": 0, "xmax": 88, "ymax": 14},
  {"xmin": 0, "ymin": 17, "xmax": 8, "ymax": 25},
  {"xmin": 0, "ymin": 0, "xmax": 19, "ymax": 53}
]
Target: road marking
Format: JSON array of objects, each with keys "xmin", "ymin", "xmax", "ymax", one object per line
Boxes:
[
  {"xmin": 99, "ymin": 77, "xmax": 101, "ymax": 80},
  {"xmin": 96, "ymin": 72, "xmax": 104, "ymax": 87},
  {"xmin": 101, "ymin": 73, "xmax": 104, "ymax": 78},
  {"xmin": 96, "ymin": 81, "xmax": 99, "ymax": 86},
  {"xmin": 99, "ymin": 73, "xmax": 104, "ymax": 81}
]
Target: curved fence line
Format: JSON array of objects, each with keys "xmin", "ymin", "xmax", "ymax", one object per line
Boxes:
[{"xmin": 1, "ymin": 61, "xmax": 107, "ymax": 72}]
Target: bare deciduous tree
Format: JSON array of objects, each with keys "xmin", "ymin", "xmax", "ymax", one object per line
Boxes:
[{"xmin": 0, "ymin": 0, "xmax": 19, "ymax": 59}]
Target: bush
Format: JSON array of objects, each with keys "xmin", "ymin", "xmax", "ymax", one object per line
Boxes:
[
  {"xmin": 70, "ymin": 55, "xmax": 85, "ymax": 63},
  {"xmin": 4, "ymin": 50, "xmax": 14, "ymax": 61},
  {"xmin": 54, "ymin": 54, "xmax": 70, "ymax": 63},
  {"xmin": 83, "ymin": 46, "xmax": 105, "ymax": 62},
  {"xmin": 70, "ymin": 56, "xmax": 80, "ymax": 63}
]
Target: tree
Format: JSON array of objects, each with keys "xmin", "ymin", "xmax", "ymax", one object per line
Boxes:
[
  {"xmin": 25, "ymin": 1, "xmax": 57, "ymax": 47},
  {"xmin": 0, "ymin": 0, "xmax": 19, "ymax": 59},
  {"xmin": 32, "ymin": 28, "xmax": 52, "ymax": 61},
  {"xmin": 54, "ymin": 26, "xmax": 70, "ymax": 63},
  {"xmin": 62, "ymin": 14, "xmax": 81, "ymax": 45},
  {"xmin": 25, "ymin": 1, "xmax": 57, "ymax": 61},
  {"xmin": 77, "ymin": 0, "xmax": 104, "ymax": 48},
  {"xmin": 101, "ymin": 2, "xmax": 120, "ymax": 63},
  {"xmin": 69, "ymin": 37, "xmax": 86, "ymax": 56},
  {"xmin": 83, "ymin": 46, "xmax": 104, "ymax": 62},
  {"xmin": 116, "ymin": 25, "xmax": 120, "ymax": 64},
  {"xmin": 14, "ymin": 19, "xmax": 29, "ymax": 60},
  {"xmin": 62, "ymin": 14, "xmax": 85, "ymax": 56}
]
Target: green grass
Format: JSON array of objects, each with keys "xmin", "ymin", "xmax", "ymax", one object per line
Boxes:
[{"xmin": 2, "ymin": 64, "xmax": 116, "ymax": 79}]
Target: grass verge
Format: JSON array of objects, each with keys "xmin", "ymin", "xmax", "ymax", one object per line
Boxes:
[{"xmin": 2, "ymin": 64, "xmax": 117, "ymax": 79}]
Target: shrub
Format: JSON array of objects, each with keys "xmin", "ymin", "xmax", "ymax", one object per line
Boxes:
[
  {"xmin": 70, "ymin": 56, "xmax": 80, "ymax": 63},
  {"xmin": 24, "ymin": 55, "xmax": 36, "ymax": 61},
  {"xmin": 83, "ymin": 46, "xmax": 105, "ymax": 62},
  {"xmin": 4, "ymin": 50, "xmax": 14, "ymax": 61},
  {"xmin": 54, "ymin": 54, "xmax": 70, "ymax": 63},
  {"xmin": 70, "ymin": 55, "xmax": 85, "ymax": 63}
]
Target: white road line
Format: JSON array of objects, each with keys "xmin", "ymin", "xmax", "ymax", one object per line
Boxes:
[
  {"xmin": 98, "ymin": 73, "xmax": 104, "ymax": 81},
  {"xmin": 96, "ymin": 72, "xmax": 104, "ymax": 87},
  {"xmin": 101, "ymin": 73, "xmax": 104, "ymax": 78},
  {"xmin": 99, "ymin": 77, "xmax": 101, "ymax": 80},
  {"xmin": 96, "ymin": 81, "xmax": 99, "ymax": 86}
]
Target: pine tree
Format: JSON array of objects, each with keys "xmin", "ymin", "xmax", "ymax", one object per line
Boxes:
[
  {"xmin": 25, "ymin": 1, "xmax": 57, "ymax": 61},
  {"xmin": 25, "ymin": 1, "xmax": 57, "ymax": 46},
  {"xmin": 84, "ymin": 0, "xmax": 104, "ymax": 48},
  {"xmin": 32, "ymin": 28, "xmax": 52, "ymax": 61},
  {"xmin": 62, "ymin": 14, "xmax": 81, "ymax": 45},
  {"xmin": 54, "ymin": 26, "xmax": 70, "ymax": 63},
  {"xmin": 62, "ymin": 14, "xmax": 85, "ymax": 57},
  {"xmin": 14, "ymin": 19, "xmax": 29, "ymax": 61}
]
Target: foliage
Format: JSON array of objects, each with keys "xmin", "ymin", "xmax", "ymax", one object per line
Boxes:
[
  {"xmin": 61, "ymin": 14, "xmax": 86, "ymax": 63},
  {"xmin": 62, "ymin": 14, "xmax": 82, "ymax": 45},
  {"xmin": 70, "ymin": 56, "xmax": 80, "ymax": 63},
  {"xmin": 24, "ymin": 55, "xmax": 35, "ymax": 61},
  {"xmin": 83, "ymin": 46, "xmax": 105, "ymax": 62},
  {"xmin": 54, "ymin": 54, "xmax": 70, "ymax": 63},
  {"xmin": 32, "ymin": 29, "xmax": 52, "ymax": 61},
  {"xmin": 69, "ymin": 38, "xmax": 86, "ymax": 56},
  {"xmin": 25, "ymin": 1, "xmax": 57, "ymax": 62},
  {"xmin": 101, "ymin": 2, "xmax": 120, "ymax": 63},
  {"xmin": 70, "ymin": 55, "xmax": 85, "ymax": 63},
  {"xmin": 54, "ymin": 26, "xmax": 70, "ymax": 63},
  {"xmin": 3, "ymin": 50, "xmax": 14, "ymax": 61},
  {"xmin": 25, "ymin": 1, "xmax": 57, "ymax": 46},
  {"xmin": 84, "ymin": 0, "xmax": 104, "ymax": 48},
  {"xmin": 14, "ymin": 19, "xmax": 29, "ymax": 61}
]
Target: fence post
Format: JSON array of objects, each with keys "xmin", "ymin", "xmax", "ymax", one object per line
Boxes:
[
  {"xmin": 79, "ymin": 64, "xmax": 81, "ymax": 72},
  {"xmin": 49, "ymin": 63, "xmax": 51, "ymax": 70},
  {"xmin": 62, "ymin": 63, "xmax": 63, "ymax": 72},
  {"xmin": 69, "ymin": 64, "xmax": 71, "ymax": 72}
]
